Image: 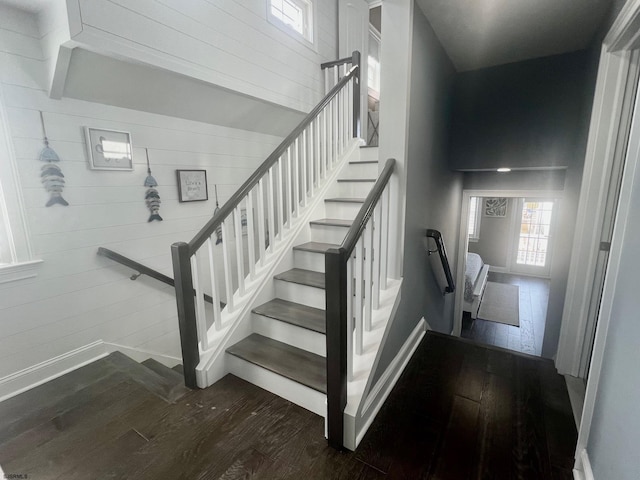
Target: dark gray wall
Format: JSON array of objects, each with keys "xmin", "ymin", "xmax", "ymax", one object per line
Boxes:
[
  {"xmin": 374, "ymin": 6, "xmax": 461, "ymax": 381},
  {"xmin": 450, "ymin": 50, "xmax": 594, "ymax": 171},
  {"xmin": 450, "ymin": 51, "xmax": 598, "ymax": 358},
  {"xmin": 468, "ymin": 198, "xmax": 516, "ymax": 268}
]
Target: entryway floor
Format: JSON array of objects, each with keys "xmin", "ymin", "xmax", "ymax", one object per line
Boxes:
[{"xmin": 462, "ymin": 272, "xmax": 550, "ymax": 356}]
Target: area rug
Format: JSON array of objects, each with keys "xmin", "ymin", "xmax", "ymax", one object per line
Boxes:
[{"xmin": 477, "ymin": 281, "xmax": 520, "ymax": 327}]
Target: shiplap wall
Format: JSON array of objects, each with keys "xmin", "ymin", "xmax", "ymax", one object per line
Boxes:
[
  {"xmin": 0, "ymin": 4, "xmax": 293, "ymax": 378},
  {"xmin": 73, "ymin": 0, "xmax": 338, "ymax": 112}
]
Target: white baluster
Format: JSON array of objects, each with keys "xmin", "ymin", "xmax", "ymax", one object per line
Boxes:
[
  {"xmin": 309, "ymin": 122, "xmax": 315, "ymax": 197},
  {"xmin": 191, "ymin": 253, "xmax": 209, "ymax": 351},
  {"xmin": 301, "ymin": 129, "xmax": 308, "ymax": 207},
  {"xmin": 293, "ymin": 137, "xmax": 300, "ymax": 217},
  {"xmin": 246, "ymin": 190, "xmax": 256, "ymax": 279},
  {"xmin": 267, "ymin": 167, "xmax": 276, "ymax": 252},
  {"xmin": 324, "ymin": 107, "xmax": 329, "ymax": 173},
  {"xmin": 364, "ymin": 222, "xmax": 373, "ymax": 331},
  {"xmin": 277, "ymin": 157, "xmax": 284, "ymax": 238},
  {"xmin": 348, "ymin": 76, "xmax": 353, "ymax": 140},
  {"xmin": 257, "ymin": 179, "xmax": 266, "ymax": 266},
  {"xmin": 347, "ymin": 254, "xmax": 354, "ymax": 381},
  {"xmin": 206, "ymin": 237, "xmax": 222, "ymax": 331},
  {"xmin": 332, "ymin": 98, "xmax": 338, "ymax": 165},
  {"xmin": 233, "ymin": 206, "xmax": 245, "ymax": 296},
  {"xmin": 221, "ymin": 219, "xmax": 234, "ymax": 312},
  {"xmin": 338, "ymin": 88, "xmax": 344, "ymax": 154},
  {"xmin": 380, "ymin": 186, "xmax": 389, "ymax": 290},
  {"xmin": 286, "ymin": 147, "xmax": 292, "ymax": 227},
  {"xmin": 315, "ymin": 115, "xmax": 321, "ymax": 186},
  {"xmin": 355, "ymin": 237, "xmax": 364, "ymax": 355},
  {"xmin": 372, "ymin": 201, "xmax": 382, "ymax": 309}
]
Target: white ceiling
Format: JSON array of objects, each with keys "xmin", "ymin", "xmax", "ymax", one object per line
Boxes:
[{"xmin": 416, "ymin": 0, "xmax": 612, "ymax": 71}]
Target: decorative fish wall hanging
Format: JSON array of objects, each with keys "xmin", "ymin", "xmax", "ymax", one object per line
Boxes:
[
  {"xmin": 39, "ymin": 111, "xmax": 68, "ymax": 207},
  {"xmin": 144, "ymin": 149, "xmax": 162, "ymax": 222},
  {"xmin": 214, "ymin": 184, "xmax": 222, "ymax": 244}
]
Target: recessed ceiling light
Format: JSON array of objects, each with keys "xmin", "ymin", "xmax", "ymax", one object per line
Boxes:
[{"xmin": 497, "ymin": 168, "xmax": 511, "ymax": 173}]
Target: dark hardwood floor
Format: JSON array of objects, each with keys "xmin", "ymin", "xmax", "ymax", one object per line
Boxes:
[
  {"xmin": 0, "ymin": 331, "xmax": 576, "ymax": 479},
  {"xmin": 462, "ymin": 272, "xmax": 550, "ymax": 356}
]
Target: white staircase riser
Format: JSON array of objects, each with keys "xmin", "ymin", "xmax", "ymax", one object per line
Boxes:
[
  {"xmin": 337, "ymin": 181, "xmax": 375, "ymax": 197},
  {"xmin": 275, "ymin": 280, "xmax": 325, "ymax": 310},
  {"xmin": 346, "ymin": 162, "xmax": 379, "ymax": 178},
  {"xmin": 226, "ymin": 354, "xmax": 327, "ymax": 416},
  {"xmin": 252, "ymin": 314, "xmax": 326, "ymax": 356},
  {"xmin": 310, "ymin": 224, "xmax": 349, "ymax": 244},
  {"xmin": 324, "ymin": 202, "xmax": 363, "ymax": 220},
  {"xmin": 294, "ymin": 249, "xmax": 326, "ymax": 273},
  {"xmin": 358, "ymin": 147, "xmax": 379, "ymax": 162}
]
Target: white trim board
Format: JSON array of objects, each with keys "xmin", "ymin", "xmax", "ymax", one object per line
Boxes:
[
  {"xmin": 573, "ymin": 449, "xmax": 595, "ymax": 480},
  {"xmin": 0, "ymin": 340, "xmax": 109, "ymax": 402},
  {"xmin": 103, "ymin": 342, "xmax": 181, "ymax": 369}
]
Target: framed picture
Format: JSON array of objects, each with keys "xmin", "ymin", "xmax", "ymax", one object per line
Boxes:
[
  {"xmin": 177, "ymin": 170, "xmax": 208, "ymax": 202},
  {"xmin": 484, "ymin": 197, "xmax": 508, "ymax": 217},
  {"xmin": 84, "ymin": 127, "xmax": 133, "ymax": 170}
]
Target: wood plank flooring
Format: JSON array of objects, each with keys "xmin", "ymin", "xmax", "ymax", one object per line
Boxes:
[
  {"xmin": 0, "ymin": 332, "xmax": 576, "ymax": 479},
  {"xmin": 462, "ymin": 272, "xmax": 550, "ymax": 356}
]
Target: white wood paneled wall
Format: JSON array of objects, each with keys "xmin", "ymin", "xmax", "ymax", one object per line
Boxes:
[
  {"xmin": 72, "ymin": 0, "xmax": 338, "ymax": 112},
  {"xmin": 0, "ymin": 4, "xmax": 286, "ymax": 379}
]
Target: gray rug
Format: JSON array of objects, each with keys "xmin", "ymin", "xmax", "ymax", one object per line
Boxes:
[{"xmin": 477, "ymin": 281, "xmax": 520, "ymax": 327}]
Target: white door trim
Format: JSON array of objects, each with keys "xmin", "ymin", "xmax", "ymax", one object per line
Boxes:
[
  {"xmin": 452, "ymin": 189, "xmax": 563, "ymax": 337},
  {"xmin": 560, "ymin": 0, "xmax": 640, "ymax": 470},
  {"xmin": 556, "ymin": 13, "xmax": 640, "ymax": 378}
]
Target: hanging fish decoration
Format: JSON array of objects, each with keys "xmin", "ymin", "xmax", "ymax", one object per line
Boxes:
[
  {"xmin": 38, "ymin": 111, "xmax": 68, "ymax": 207},
  {"xmin": 144, "ymin": 149, "xmax": 162, "ymax": 222},
  {"xmin": 214, "ymin": 184, "xmax": 222, "ymax": 244},
  {"xmin": 41, "ymin": 163, "xmax": 68, "ymax": 206}
]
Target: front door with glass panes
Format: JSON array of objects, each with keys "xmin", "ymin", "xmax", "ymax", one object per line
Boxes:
[{"xmin": 511, "ymin": 198, "xmax": 556, "ymax": 277}]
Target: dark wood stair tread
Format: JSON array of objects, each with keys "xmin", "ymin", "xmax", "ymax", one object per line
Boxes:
[
  {"xmin": 325, "ymin": 197, "xmax": 366, "ymax": 203},
  {"xmin": 310, "ymin": 218, "xmax": 352, "ymax": 228},
  {"xmin": 252, "ymin": 298, "xmax": 326, "ymax": 334},
  {"xmin": 141, "ymin": 358, "xmax": 184, "ymax": 384},
  {"xmin": 171, "ymin": 364, "xmax": 184, "ymax": 375},
  {"xmin": 293, "ymin": 241, "xmax": 339, "ymax": 254},
  {"xmin": 274, "ymin": 268, "xmax": 325, "ymax": 289},
  {"xmin": 337, "ymin": 178, "xmax": 376, "ymax": 182},
  {"xmin": 227, "ymin": 334, "xmax": 326, "ymax": 393}
]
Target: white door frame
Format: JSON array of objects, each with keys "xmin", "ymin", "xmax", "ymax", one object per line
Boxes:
[
  {"xmin": 572, "ymin": 0, "xmax": 640, "ymax": 472},
  {"xmin": 556, "ymin": 6, "xmax": 640, "ymax": 380},
  {"xmin": 452, "ymin": 189, "xmax": 563, "ymax": 337}
]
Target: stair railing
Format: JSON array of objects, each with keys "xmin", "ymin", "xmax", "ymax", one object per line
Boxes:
[
  {"xmin": 425, "ymin": 229, "xmax": 455, "ymax": 294},
  {"xmin": 172, "ymin": 51, "xmax": 361, "ymax": 389},
  {"xmin": 325, "ymin": 157, "xmax": 395, "ymax": 449},
  {"xmin": 321, "ymin": 56, "xmax": 355, "ymax": 94}
]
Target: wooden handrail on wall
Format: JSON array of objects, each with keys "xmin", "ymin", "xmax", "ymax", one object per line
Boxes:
[{"xmin": 324, "ymin": 158, "xmax": 395, "ymax": 449}]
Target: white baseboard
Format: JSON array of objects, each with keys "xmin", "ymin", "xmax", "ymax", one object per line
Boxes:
[
  {"xmin": 103, "ymin": 342, "xmax": 181, "ymax": 369},
  {"xmin": 573, "ymin": 449, "xmax": 594, "ymax": 480},
  {"xmin": 348, "ymin": 319, "xmax": 426, "ymax": 449},
  {"xmin": 0, "ymin": 341, "xmax": 109, "ymax": 403}
]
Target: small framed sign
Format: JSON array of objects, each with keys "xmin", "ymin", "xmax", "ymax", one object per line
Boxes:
[
  {"xmin": 177, "ymin": 169, "xmax": 208, "ymax": 202},
  {"xmin": 84, "ymin": 127, "xmax": 133, "ymax": 170}
]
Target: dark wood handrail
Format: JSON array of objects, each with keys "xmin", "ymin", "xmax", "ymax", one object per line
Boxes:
[
  {"xmin": 340, "ymin": 158, "xmax": 395, "ymax": 257},
  {"xmin": 320, "ymin": 56, "xmax": 353, "ymax": 69},
  {"xmin": 426, "ymin": 229, "xmax": 456, "ymax": 294},
  {"xmin": 187, "ymin": 52, "xmax": 361, "ymax": 254},
  {"xmin": 98, "ymin": 247, "xmax": 217, "ymax": 305},
  {"xmin": 98, "ymin": 247, "xmax": 174, "ymax": 286},
  {"xmin": 324, "ymin": 157, "xmax": 395, "ymax": 450}
]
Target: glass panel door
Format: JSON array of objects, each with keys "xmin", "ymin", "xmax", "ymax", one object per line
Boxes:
[{"xmin": 512, "ymin": 199, "xmax": 555, "ymax": 276}]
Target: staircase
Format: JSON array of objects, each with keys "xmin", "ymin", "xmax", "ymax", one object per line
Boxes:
[{"xmin": 225, "ymin": 147, "xmax": 380, "ymax": 416}]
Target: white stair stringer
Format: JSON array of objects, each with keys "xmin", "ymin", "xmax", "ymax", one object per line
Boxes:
[{"xmin": 194, "ymin": 139, "xmax": 363, "ymax": 389}]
